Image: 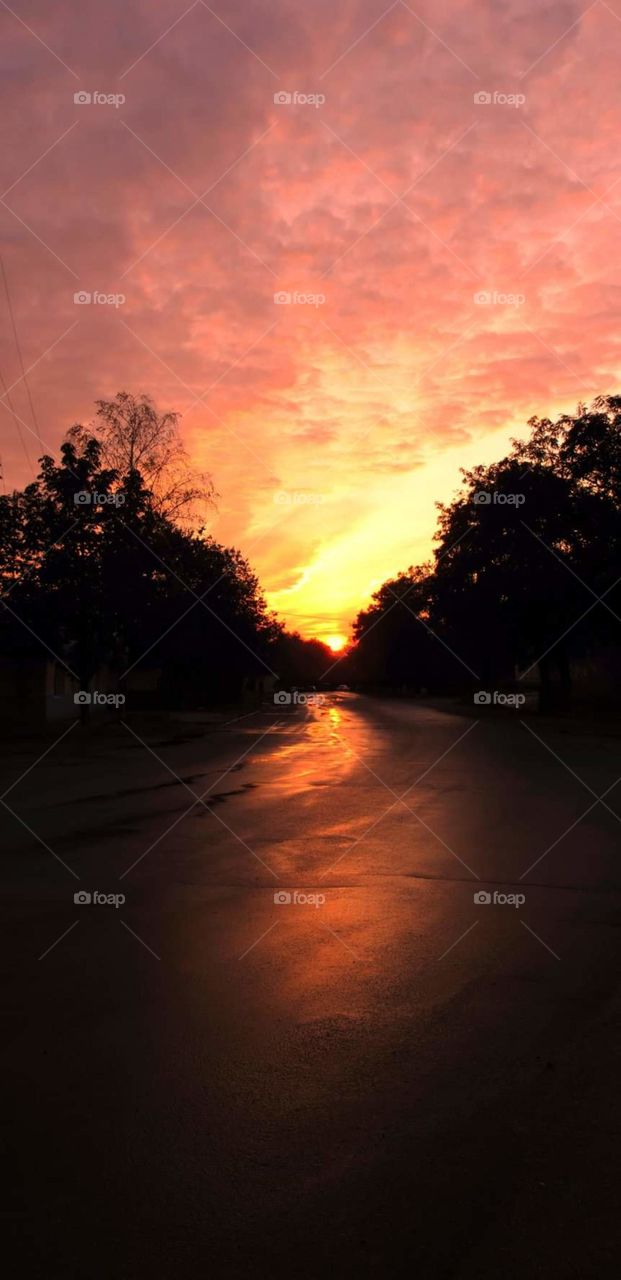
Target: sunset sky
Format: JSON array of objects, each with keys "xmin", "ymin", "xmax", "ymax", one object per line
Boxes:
[{"xmin": 1, "ymin": 0, "xmax": 620, "ymax": 642}]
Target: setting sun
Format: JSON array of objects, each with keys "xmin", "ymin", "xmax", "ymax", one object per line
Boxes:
[{"xmin": 326, "ymin": 634, "xmax": 348, "ymax": 652}]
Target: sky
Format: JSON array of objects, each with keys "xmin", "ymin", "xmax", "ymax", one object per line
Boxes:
[{"xmin": 0, "ymin": 0, "xmax": 620, "ymax": 644}]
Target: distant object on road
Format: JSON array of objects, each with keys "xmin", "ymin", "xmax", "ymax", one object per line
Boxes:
[{"xmin": 337, "ymin": 683, "xmax": 350, "ymax": 691}]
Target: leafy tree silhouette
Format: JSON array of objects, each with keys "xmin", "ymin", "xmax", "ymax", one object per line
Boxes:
[
  {"xmin": 353, "ymin": 397, "xmax": 621, "ymax": 712},
  {"xmin": 0, "ymin": 400, "xmax": 281, "ymax": 720}
]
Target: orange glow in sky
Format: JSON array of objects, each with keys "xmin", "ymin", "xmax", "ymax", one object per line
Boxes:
[{"xmin": 2, "ymin": 2, "xmax": 620, "ymax": 641}]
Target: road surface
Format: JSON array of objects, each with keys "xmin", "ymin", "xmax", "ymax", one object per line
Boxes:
[{"xmin": 3, "ymin": 694, "xmax": 621, "ymax": 1277}]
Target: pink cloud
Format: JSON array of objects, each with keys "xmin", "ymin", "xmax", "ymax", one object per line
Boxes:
[{"xmin": 0, "ymin": 0, "xmax": 620, "ymax": 632}]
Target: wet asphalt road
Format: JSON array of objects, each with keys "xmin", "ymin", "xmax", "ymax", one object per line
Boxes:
[{"xmin": 3, "ymin": 693, "xmax": 621, "ymax": 1277}]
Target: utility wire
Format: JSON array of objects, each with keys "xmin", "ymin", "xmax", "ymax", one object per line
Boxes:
[
  {"xmin": 0, "ymin": 359, "xmax": 32, "ymax": 471},
  {"xmin": 0, "ymin": 254, "xmax": 43, "ymax": 456}
]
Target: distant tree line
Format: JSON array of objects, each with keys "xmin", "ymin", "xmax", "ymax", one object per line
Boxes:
[
  {"xmin": 351, "ymin": 396, "xmax": 621, "ymax": 711},
  {"xmin": 0, "ymin": 392, "xmax": 328, "ymax": 712}
]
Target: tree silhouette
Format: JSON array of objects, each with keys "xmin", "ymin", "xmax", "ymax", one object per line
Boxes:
[
  {"xmin": 353, "ymin": 397, "xmax": 621, "ymax": 712},
  {"xmin": 68, "ymin": 391, "xmax": 216, "ymax": 524},
  {"xmin": 0, "ymin": 400, "xmax": 281, "ymax": 718}
]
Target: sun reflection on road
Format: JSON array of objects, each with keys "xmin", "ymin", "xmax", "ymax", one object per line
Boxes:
[
  {"xmin": 256, "ymin": 696, "xmax": 357, "ymax": 793},
  {"xmin": 328, "ymin": 706, "xmax": 342, "ymax": 730}
]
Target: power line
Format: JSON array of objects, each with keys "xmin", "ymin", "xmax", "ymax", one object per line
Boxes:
[
  {"xmin": 0, "ymin": 359, "xmax": 32, "ymax": 472},
  {"xmin": 0, "ymin": 254, "xmax": 43, "ymax": 456}
]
